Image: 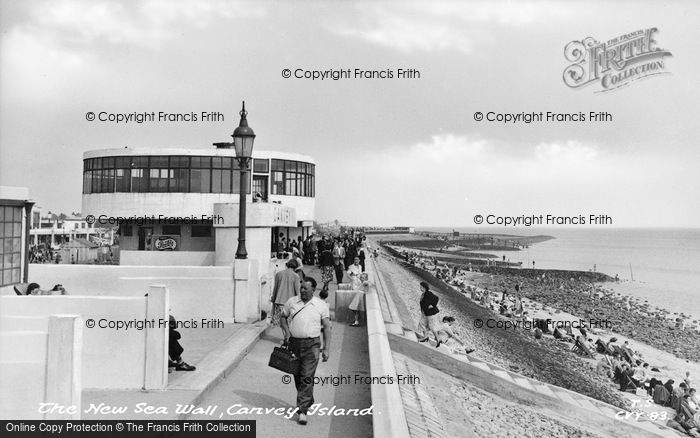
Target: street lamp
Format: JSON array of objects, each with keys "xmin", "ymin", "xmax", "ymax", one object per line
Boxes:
[
  {"xmin": 214, "ymin": 101, "xmax": 256, "ymax": 259},
  {"xmin": 232, "ymin": 101, "xmax": 255, "ymax": 259}
]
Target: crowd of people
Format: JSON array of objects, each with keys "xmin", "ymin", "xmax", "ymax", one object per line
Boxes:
[
  {"xmin": 596, "ymin": 340, "xmax": 699, "ymax": 435},
  {"xmin": 389, "ymin": 244, "xmax": 700, "ymax": 435},
  {"xmin": 28, "ymin": 244, "xmax": 58, "ymax": 264},
  {"xmin": 269, "ymin": 229, "xmax": 373, "ymax": 426}
]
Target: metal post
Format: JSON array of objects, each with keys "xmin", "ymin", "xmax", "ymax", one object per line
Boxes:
[{"xmin": 235, "ymin": 158, "xmax": 249, "ymax": 259}]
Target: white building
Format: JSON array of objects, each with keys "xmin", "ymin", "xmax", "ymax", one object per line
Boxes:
[
  {"xmin": 81, "ymin": 147, "xmax": 315, "ymax": 279},
  {"xmin": 29, "ymin": 208, "xmax": 113, "ymax": 249}
]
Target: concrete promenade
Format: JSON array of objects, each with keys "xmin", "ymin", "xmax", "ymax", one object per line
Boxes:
[
  {"xmin": 186, "ymin": 264, "xmax": 373, "ymax": 436},
  {"xmin": 82, "ymin": 264, "xmax": 373, "ymax": 437}
]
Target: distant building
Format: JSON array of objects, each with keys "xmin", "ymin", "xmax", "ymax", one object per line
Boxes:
[
  {"xmin": 60, "ymin": 238, "xmax": 99, "ymax": 264},
  {"xmin": 0, "ymin": 186, "xmax": 34, "ymax": 292},
  {"xmin": 29, "ymin": 208, "xmax": 113, "ymax": 249}
]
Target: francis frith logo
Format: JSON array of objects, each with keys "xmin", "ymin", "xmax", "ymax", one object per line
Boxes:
[{"xmin": 563, "ymin": 28, "xmax": 672, "ymax": 92}]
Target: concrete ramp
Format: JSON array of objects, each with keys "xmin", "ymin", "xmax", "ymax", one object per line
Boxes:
[{"xmin": 387, "ymin": 333, "xmax": 678, "ymax": 438}]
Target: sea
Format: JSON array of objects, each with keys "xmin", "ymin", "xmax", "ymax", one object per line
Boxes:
[{"xmin": 417, "ymin": 227, "xmax": 700, "ymax": 321}]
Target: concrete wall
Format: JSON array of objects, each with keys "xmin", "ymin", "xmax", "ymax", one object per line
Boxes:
[
  {"xmin": 363, "ymin": 255, "xmax": 411, "ymax": 438},
  {"xmin": 28, "ymin": 264, "xmax": 234, "ymax": 322},
  {"xmin": 83, "ymin": 192, "xmax": 315, "ymax": 222},
  {"xmin": 0, "ymin": 287, "xmax": 168, "ymax": 390},
  {"xmin": 268, "ymin": 195, "xmax": 315, "ymax": 222},
  {"xmin": 118, "ymin": 224, "xmax": 215, "ymax": 252},
  {"xmin": 0, "ymin": 315, "xmax": 82, "ymax": 420},
  {"xmin": 120, "ymin": 250, "xmax": 215, "ymax": 266}
]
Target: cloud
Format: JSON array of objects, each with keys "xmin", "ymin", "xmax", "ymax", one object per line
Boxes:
[
  {"xmin": 24, "ymin": 0, "xmax": 266, "ymax": 50},
  {"xmin": 0, "ymin": 0, "xmax": 267, "ymax": 101},
  {"xmin": 327, "ymin": 1, "xmax": 574, "ymax": 54},
  {"xmin": 318, "ymin": 133, "xmax": 693, "ymax": 226}
]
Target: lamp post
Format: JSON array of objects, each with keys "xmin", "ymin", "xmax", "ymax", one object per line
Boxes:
[
  {"xmin": 233, "ymin": 101, "xmax": 256, "ymax": 259},
  {"xmin": 214, "ymin": 101, "xmax": 256, "ymax": 259}
]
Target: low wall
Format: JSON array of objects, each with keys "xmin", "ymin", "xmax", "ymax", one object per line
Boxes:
[
  {"xmin": 28, "ymin": 264, "xmax": 234, "ymax": 322},
  {"xmin": 0, "ymin": 315, "xmax": 82, "ymax": 420},
  {"xmin": 120, "ymin": 250, "xmax": 215, "ymax": 266},
  {"xmin": 0, "ymin": 286, "xmax": 168, "ymax": 390},
  {"xmin": 364, "ymin": 255, "xmax": 411, "ymax": 438}
]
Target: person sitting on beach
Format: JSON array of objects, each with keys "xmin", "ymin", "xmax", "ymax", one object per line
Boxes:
[
  {"xmin": 596, "ymin": 355, "xmax": 613, "ymax": 378},
  {"xmin": 513, "ymin": 295, "xmax": 524, "ymax": 317},
  {"xmin": 654, "ymin": 381, "xmax": 671, "ymax": 405},
  {"xmin": 619, "ymin": 364, "xmax": 638, "ymax": 392},
  {"xmin": 435, "ymin": 316, "xmax": 475, "ymax": 355},
  {"xmin": 632, "ymin": 363, "xmax": 649, "ymax": 386},
  {"xmin": 498, "ymin": 299, "xmax": 510, "ymax": 315},
  {"xmin": 664, "ymin": 380, "xmax": 676, "ymax": 407},
  {"xmin": 672, "ymin": 383, "xmax": 688, "ymax": 411},
  {"xmin": 611, "ymin": 354, "xmax": 624, "ymax": 383},
  {"xmin": 675, "ymin": 395, "xmax": 699, "ymax": 435},
  {"xmin": 686, "ymin": 389, "xmax": 699, "ymax": 414}
]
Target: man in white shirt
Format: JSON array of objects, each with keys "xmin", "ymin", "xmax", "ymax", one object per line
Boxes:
[{"xmin": 280, "ymin": 277, "xmax": 331, "ymax": 425}]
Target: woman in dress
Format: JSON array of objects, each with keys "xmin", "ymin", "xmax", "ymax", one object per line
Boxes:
[
  {"xmin": 347, "ymin": 257, "xmax": 363, "ymax": 290},
  {"xmin": 348, "ymin": 273, "xmax": 370, "ymax": 326},
  {"xmin": 319, "ymin": 246, "xmax": 335, "ymax": 290}
]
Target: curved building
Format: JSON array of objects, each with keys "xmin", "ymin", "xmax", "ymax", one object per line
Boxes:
[{"xmin": 82, "ymin": 147, "xmax": 315, "ymax": 269}]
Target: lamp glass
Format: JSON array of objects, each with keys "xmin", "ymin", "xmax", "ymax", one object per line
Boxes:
[{"xmin": 233, "ymin": 135, "xmax": 254, "ymax": 158}]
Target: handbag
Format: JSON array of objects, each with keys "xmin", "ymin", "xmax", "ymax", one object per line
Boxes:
[{"xmin": 268, "ymin": 344, "xmax": 300, "ymax": 375}]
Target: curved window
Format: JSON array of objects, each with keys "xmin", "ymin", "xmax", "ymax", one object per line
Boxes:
[
  {"xmin": 83, "ymin": 156, "xmax": 314, "ymax": 197},
  {"xmin": 270, "ymin": 159, "xmax": 314, "ymax": 197}
]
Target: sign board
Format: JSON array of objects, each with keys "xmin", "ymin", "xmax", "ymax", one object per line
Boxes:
[{"xmin": 153, "ymin": 235, "xmax": 178, "ymax": 251}]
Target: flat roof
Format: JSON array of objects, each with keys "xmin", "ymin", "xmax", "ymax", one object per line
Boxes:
[
  {"xmin": 0, "ymin": 186, "xmax": 30, "ymax": 201},
  {"xmin": 83, "ymin": 148, "xmax": 315, "ymax": 164}
]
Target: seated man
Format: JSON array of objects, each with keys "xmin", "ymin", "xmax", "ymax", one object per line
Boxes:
[
  {"xmin": 619, "ymin": 364, "xmax": 637, "ymax": 392},
  {"xmin": 436, "ymin": 316, "xmax": 475, "ymax": 355},
  {"xmin": 688, "ymin": 388, "xmax": 699, "ymax": 413},
  {"xmin": 672, "ymin": 383, "xmax": 688, "ymax": 411},
  {"xmin": 632, "ymin": 363, "xmax": 648, "ymax": 385},
  {"xmin": 168, "ymin": 315, "xmax": 196, "ymax": 372}
]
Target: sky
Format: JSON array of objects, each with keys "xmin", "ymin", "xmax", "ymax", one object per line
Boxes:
[{"xmin": 1, "ymin": 0, "xmax": 699, "ymax": 227}]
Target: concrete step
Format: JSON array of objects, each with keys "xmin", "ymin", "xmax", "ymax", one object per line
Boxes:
[
  {"xmin": 552, "ymin": 389, "xmax": 581, "ymax": 407},
  {"xmin": 574, "ymin": 397, "xmax": 602, "ymax": 413},
  {"xmin": 469, "ymin": 361, "xmax": 492, "ymax": 372},
  {"xmin": 492, "ymin": 369, "xmax": 516, "ymax": 384},
  {"xmin": 168, "ymin": 323, "xmax": 266, "ymax": 413},
  {"xmin": 512, "ymin": 377, "xmax": 536, "ymax": 392},
  {"xmin": 533, "ymin": 384, "xmax": 557, "ymax": 398}
]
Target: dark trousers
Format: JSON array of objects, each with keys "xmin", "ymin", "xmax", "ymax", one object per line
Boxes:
[
  {"xmin": 334, "ymin": 264, "xmax": 344, "ymax": 283},
  {"xmin": 289, "ymin": 337, "xmax": 321, "ymax": 414},
  {"xmin": 169, "ymin": 330, "xmax": 184, "ymax": 361}
]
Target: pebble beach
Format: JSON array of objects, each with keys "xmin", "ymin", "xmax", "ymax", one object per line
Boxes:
[{"xmin": 370, "ymin": 235, "xmax": 700, "ymax": 418}]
